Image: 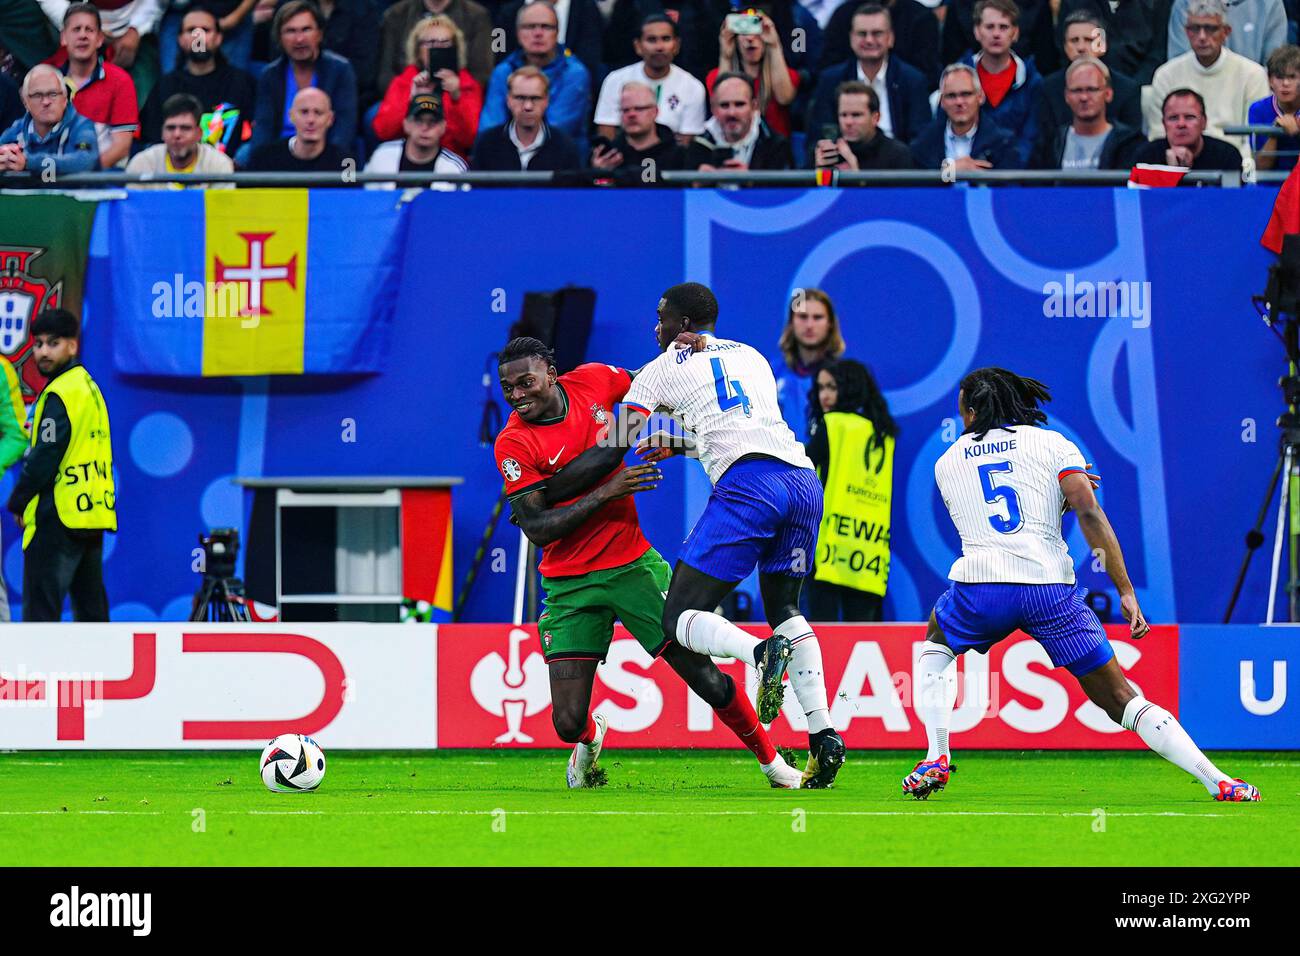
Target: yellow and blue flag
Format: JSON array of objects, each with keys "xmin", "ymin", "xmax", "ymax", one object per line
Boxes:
[{"xmin": 110, "ymin": 189, "xmax": 408, "ymax": 376}]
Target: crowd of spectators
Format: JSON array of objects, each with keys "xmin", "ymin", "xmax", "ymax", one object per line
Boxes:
[{"xmin": 2, "ymin": 0, "xmax": 1298, "ymax": 181}]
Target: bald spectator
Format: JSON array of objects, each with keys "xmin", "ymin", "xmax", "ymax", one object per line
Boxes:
[
  {"xmin": 126, "ymin": 92, "xmax": 235, "ymax": 185},
  {"xmin": 1167, "ymin": 0, "xmax": 1285, "ymax": 64},
  {"xmin": 248, "ymin": 0, "xmax": 356, "ymax": 154},
  {"xmin": 53, "ymin": 3, "xmax": 138, "ymax": 168},
  {"xmin": 684, "ymin": 72, "xmax": 794, "ymax": 170},
  {"xmin": 1032, "ymin": 57, "xmax": 1143, "ymax": 169},
  {"xmin": 1056, "ymin": 0, "xmax": 1169, "ymax": 84},
  {"xmin": 594, "ymin": 14, "xmax": 706, "ymax": 145},
  {"xmin": 378, "ymin": 0, "xmax": 493, "ymax": 92},
  {"xmin": 0, "ymin": 63, "xmax": 100, "ymax": 174},
  {"xmin": 494, "ymin": 0, "xmax": 606, "ymax": 82},
  {"xmin": 471, "ymin": 65, "xmax": 581, "ymax": 171},
  {"xmin": 1134, "ymin": 86, "xmax": 1244, "ymax": 170},
  {"xmin": 910, "ymin": 62, "xmax": 1021, "ymax": 169},
  {"xmin": 1146, "ymin": 0, "xmax": 1269, "ymax": 157},
  {"xmin": 1038, "ymin": 11, "xmax": 1142, "ymax": 142},
  {"xmin": 590, "ymin": 81, "xmax": 686, "ymax": 177},
  {"xmin": 245, "ymin": 86, "xmax": 353, "ymax": 174}
]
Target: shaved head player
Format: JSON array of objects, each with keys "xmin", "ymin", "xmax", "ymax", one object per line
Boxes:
[{"xmin": 493, "ymin": 337, "xmax": 803, "ymax": 789}]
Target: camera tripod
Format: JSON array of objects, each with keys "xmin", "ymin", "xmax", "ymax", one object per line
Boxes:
[{"xmin": 190, "ymin": 573, "xmax": 252, "ymax": 622}]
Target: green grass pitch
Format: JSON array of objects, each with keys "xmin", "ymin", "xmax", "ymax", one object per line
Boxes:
[{"xmin": 0, "ymin": 750, "xmax": 1293, "ymax": 866}]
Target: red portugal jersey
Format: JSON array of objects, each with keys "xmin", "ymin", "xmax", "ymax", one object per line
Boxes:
[{"xmin": 493, "ymin": 363, "xmax": 650, "ymax": 577}]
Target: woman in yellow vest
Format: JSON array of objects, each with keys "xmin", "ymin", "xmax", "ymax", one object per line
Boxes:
[
  {"xmin": 6, "ymin": 309, "xmax": 116, "ymax": 622},
  {"xmin": 805, "ymin": 359, "xmax": 897, "ymax": 622}
]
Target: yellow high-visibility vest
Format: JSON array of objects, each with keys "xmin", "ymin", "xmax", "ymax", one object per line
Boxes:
[
  {"xmin": 814, "ymin": 411, "xmax": 893, "ymax": 595},
  {"xmin": 23, "ymin": 365, "xmax": 117, "ymax": 549}
]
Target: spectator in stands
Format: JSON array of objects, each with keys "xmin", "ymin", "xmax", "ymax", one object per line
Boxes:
[
  {"xmin": 706, "ymin": 9, "xmax": 799, "ymax": 138},
  {"xmin": 604, "ymin": 0, "xmax": 723, "ymax": 81},
  {"xmin": 1134, "ymin": 86, "xmax": 1244, "ymax": 169},
  {"xmin": 247, "ymin": 85, "xmax": 353, "ymax": 172},
  {"xmin": 42, "ymin": 0, "xmax": 165, "ymax": 104},
  {"xmin": 819, "ymin": 0, "xmax": 941, "ymax": 89},
  {"xmin": 1038, "ymin": 11, "xmax": 1141, "ymax": 144},
  {"xmin": 496, "ymin": 0, "xmax": 606, "ymax": 82},
  {"xmin": 1146, "ymin": 0, "xmax": 1269, "ymax": 157},
  {"xmin": 1250, "ymin": 43, "xmax": 1300, "ymax": 170},
  {"xmin": 126, "ymin": 91, "xmax": 235, "ymax": 184},
  {"xmin": 812, "ymin": 80, "xmax": 917, "ymax": 169},
  {"xmin": 807, "ymin": 4, "xmax": 931, "ymax": 153},
  {"xmin": 54, "ymin": 3, "xmax": 138, "ymax": 168},
  {"xmin": 364, "ymin": 91, "xmax": 468, "ymax": 185},
  {"xmin": 0, "ymin": 72, "xmax": 23, "ymax": 133},
  {"xmin": 685, "ymin": 73, "xmax": 794, "ymax": 171},
  {"xmin": 1056, "ymin": 0, "xmax": 1169, "ymax": 85},
  {"xmin": 590, "ymin": 79, "xmax": 686, "ymax": 176},
  {"xmin": 472, "ymin": 64, "xmax": 581, "ymax": 170},
  {"xmin": 1167, "ymin": 0, "xmax": 1285, "ymax": 64},
  {"xmin": 248, "ymin": 0, "xmax": 357, "ymax": 156},
  {"xmin": 956, "ymin": 0, "xmax": 1042, "ymax": 169},
  {"xmin": 252, "ymin": 0, "xmax": 380, "ymax": 108},
  {"xmin": 0, "ymin": 63, "xmax": 99, "ymax": 174},
  {"xmin": 943, "ymin": 0, "xmax": 1057, "ymax": 75},
  {"xmin": 158, "ymin": 0, "xmax": 257, "ymax": 75},
  {"xmin": 480, "ymin": 3, "xmax": 592, "ymax": 154},
  {"xmin": 594, "ymin": 14, "xmax": 706, "ymax": 144},
  {"xmin": 372, "ymin": 14, "xmax": 481, "ymax": 157},
  {"xmin": 378, "ymin": 0, "xmax": 493, "ymax": 92},
  {"xmin": 140, "ymin": 4, "xmax": 256, "ymax": 155},
  {"xmin": 773, "ymin": 287, "xmax": 846, "ymax": 445},
  {"xmin": 1032, "ymin": 57, "xmax": 1143, "ymax": 169},
  {"xmin": 910, "ymin": 62, "xmax": 1021, "ymax": 168}
]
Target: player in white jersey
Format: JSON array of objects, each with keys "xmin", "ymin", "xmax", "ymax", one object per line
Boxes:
[
  {"xmin": 903, "ymin": 368, "xmax": 1260, "ymax": 802},
  {"xmin": 619, "ymin": 283, "xmax": 846, "ymax": 787}
]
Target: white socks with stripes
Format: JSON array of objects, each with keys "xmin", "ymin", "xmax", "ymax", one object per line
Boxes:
[
  {"xmin": 1121, "ymin": 697, "xmax": 1227, "ymax": 795},
  {"xmin": 774, "ymin": 616, "xmax": 832, "ymax": 734},
  {"xmin": 675, "ymin": 609, "xmax": 760, "ymax": 663},
  {"xmin": 916, "ymin": 640, "xmax": 958, "ymax": 761}
]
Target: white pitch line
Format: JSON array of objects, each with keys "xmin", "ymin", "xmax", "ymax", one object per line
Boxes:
[
  {"xmin": 232, "ymin": 809, "xmax": 1231, "ymax": 819},
  {"xmin": 0, "ymin": 810, "xmax": 163, "ymax": 816}
]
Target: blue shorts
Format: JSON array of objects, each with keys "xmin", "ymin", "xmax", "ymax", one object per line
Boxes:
[
  {"xmin": 933, "ymin": 582, "xmax": 1114, "ymax": 677},
  {"xmin": 680, "ymin": 457, "xmax": 823, "ymax": 583}
]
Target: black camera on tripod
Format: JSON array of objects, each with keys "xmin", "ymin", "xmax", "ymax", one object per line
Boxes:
[
  {"xmin": 191, "ymin": 527, "xmax": 251, "ymax": 622},
  {"xmin": 199, "ymin": 528, "xmax": 240, "ymax": 580}
]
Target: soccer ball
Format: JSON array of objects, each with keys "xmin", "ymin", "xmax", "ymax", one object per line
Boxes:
[{"xmin": 259, "ymin": 734, "xmax": 327, "ymax": 793}]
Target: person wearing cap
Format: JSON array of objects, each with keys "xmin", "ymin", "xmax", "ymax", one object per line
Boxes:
[
  {"xmin": 364, "ymin": 92, "xmax": 469, "ymax": 187},
  {"xmin": 8, "ymin": 308, "xmax": 116, "ymax": 622},
  {"xmin": 245, "ymin": 86, "xmax": 354, "ymax": 175}
]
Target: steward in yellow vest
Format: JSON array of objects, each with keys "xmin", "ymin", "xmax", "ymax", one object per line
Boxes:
[
  {"xmin": 804, "ymin": 359, "xmax": 897, "ymax": 623},
  {"xmin": 6, "ymin": 309, "xmax": 115, "ymax": 622}
]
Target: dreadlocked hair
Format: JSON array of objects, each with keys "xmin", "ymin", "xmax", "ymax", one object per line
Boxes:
[
  {"xmin": 498, "ymin": 336, "xmax": 555, "ymax": 370},
  {"xmin": 959, "ymin": 367, "xmax": 1051, "ymax": 440},
  {"xmin": 811, "ymin": 358, "xmax": 898, "ymax": 472}
]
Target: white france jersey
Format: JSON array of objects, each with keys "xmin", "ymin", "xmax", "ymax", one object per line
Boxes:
[
  {"xmin": 623, "ymin": 334, "xmax": 814, "ymax": 484},
  {"xmin": 934, "ymin": 425, "xmax": 1088, "ymax": 584}
]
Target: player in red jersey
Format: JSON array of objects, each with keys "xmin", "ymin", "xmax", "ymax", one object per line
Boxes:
[{"xmin": 493, "ymin": 337, "xmax": 803, "ymax": 788}]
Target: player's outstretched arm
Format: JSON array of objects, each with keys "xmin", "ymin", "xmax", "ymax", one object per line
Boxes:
[
  {"xmin": 543, "ymin": 407, "xmax": 653, "ymax": 505},
  {"xmin": 1061, "ymin": 472, "xmax": 1150, "ymax": 639},
  {"xmin": 514, "ymin": 463, "xmax": 661, "ymax": 546}
]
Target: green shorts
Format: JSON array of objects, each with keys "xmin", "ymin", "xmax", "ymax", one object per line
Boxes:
[{"xmin": 538, "ymin": 548, "xmax": 671, "ymax": 661}]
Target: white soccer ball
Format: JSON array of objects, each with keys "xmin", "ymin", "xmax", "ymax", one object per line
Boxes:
[{"xmin": 259, "ymin": 734, "xmax": 327, "ymax": 793}]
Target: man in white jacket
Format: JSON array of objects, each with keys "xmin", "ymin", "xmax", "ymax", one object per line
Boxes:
[
  {"xmin": 1167, "ymin": 0, "xmax": 1287, "ymax": 65},
  {"xmin": 1146, "ymin": 0, "xmax": 1269, "ymax": 156},
  {"xmin": 363, "ymin": 92, "xmax": 468, "ymax": 190},
  {"xmin": 125, "ymin": 92, "xmax": 233, "ymax": 187}
]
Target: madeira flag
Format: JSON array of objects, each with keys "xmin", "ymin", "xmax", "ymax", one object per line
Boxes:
[{"xmin": 111, "ymin": 189, "xmax": 407, "ymax": 376}]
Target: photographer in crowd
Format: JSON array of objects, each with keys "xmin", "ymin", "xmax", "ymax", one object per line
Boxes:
[{"xmin": 812, "ymin": 80, "xmax": 916, "ymax": 169}]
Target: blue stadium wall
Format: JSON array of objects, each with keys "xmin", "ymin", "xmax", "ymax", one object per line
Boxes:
[{"xmin": 0, "ymin": 187, "xmax": 1286, "ymax": 624}]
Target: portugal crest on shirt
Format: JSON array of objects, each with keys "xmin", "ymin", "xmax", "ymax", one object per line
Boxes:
[{"xmin": 591, "ymin": 404, "xmax": 608, "ymax": 424}]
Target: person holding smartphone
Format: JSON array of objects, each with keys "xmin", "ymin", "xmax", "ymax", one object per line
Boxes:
[
  {"xmin": 372, "ymin": 14, "xmax": 482, "ymax": 156},
  {"xmin": 812, "ymin": 80, "xmax": 916, "ymax": 170},
  {"xmin": 705, "ymin": 9, "xmax": 799, "ymax": 136}
]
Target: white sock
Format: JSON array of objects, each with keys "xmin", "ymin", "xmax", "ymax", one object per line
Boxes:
[
  {"xmin": 916, "ymin": 641, "xmax": 957, "ymax": 761},
  {"xmin": 675, "ymin": 609, "xmax": 760, "ymax": 662},
  {"xmin": 1121, "ymin": 697, "xmax": 1227, "ymax": 795},
  {"xmin": 774, "ymin": 616, "xmax": 832, "ymax": 734}
]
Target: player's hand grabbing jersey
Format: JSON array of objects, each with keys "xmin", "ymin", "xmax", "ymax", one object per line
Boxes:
[
  {"xmin": 493, "ymin": 363, "xmax": 651, "ymax": 577},
  {"xmin": 934, "ymin": 425, "xmax": 1088, "ymax": 584},
  {"xmin": 622, "ymin": 335, "xmax": 813, "ymax": 484}
]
